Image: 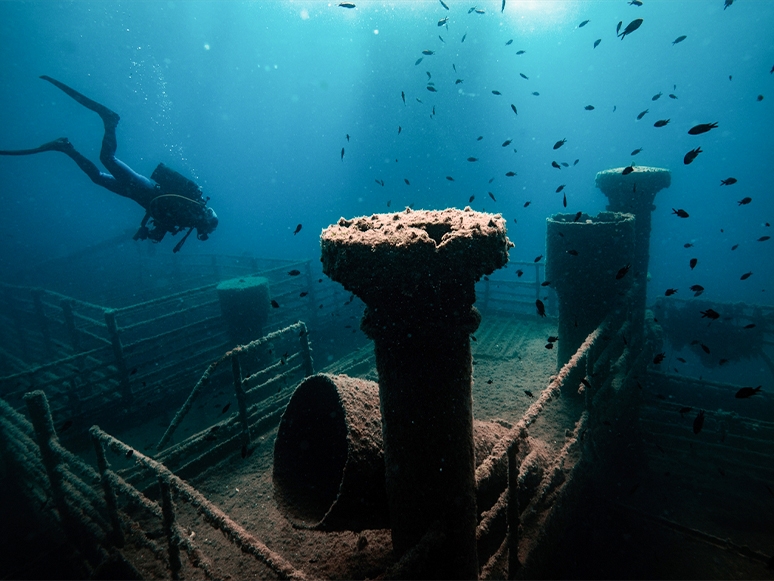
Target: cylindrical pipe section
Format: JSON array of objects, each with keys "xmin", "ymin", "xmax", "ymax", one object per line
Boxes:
[{"xmin": 545, "ymin": 212, "xmax": 635, "ymax": 393}]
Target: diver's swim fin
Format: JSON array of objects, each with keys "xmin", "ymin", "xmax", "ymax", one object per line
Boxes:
[
  {"xmin": 40, "ymin": 75, "xmax": 120, "ymax": 127},
  {"xmin": 0, "ymin": 137, "xmax": 74, "ymax": 156}
]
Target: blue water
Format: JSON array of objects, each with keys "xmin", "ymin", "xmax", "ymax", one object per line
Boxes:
[{"xmin": 0, "ymin": 0, "xmax": 772, "ymax": 306}]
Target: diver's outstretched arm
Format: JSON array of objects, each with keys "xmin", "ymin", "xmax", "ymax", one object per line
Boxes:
[{"xmin": 0, "ymin": 138, "xmax": 121, "ymax": 193}]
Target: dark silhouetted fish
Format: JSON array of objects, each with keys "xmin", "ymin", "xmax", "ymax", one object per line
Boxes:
[
  {"xmin": 438, "ymin": 17, "xmax": 449, "ymax": 26},
  {"xmin": 556, "ymin": 184, "xmax": 566, "ymax": 193},
  {"xmin": 690, "ymin": 284, "xmax": 704, "ymax": 296},
  {"xmin": 758, "ymin": 236, "xmax": 771, "ymax": 241},
  {"xmin": 652, "ymin": 91, "xmax": 663, "ymax": 101},
  {"xmin": 585, "ymin": 105, "xmax": 595, "ymax": 110},
  {"xmin": 502, "ymin": 139, "xmax": 512, "ymax": 147},
  {"xmin": 532, "ymin": 92, "xmax": 540, "ymax": 96},
  {"xmin": 338, "ymin": 2, "xmax": 356, "ymax": 8},
  {"xmin": 616, "ymin": 21, "xmax": 623, "ymax": 35},
  {"xmin": 439, "ymin": 0, "xmax": 449, "ymax": 9},
  {"xmin": 536, "ymin": 299, "xmax": 546, "ymax": 317},
  {"xmin": 616, "ymin": 263, "xmax": 631, "ymax": 279},
  {"xmin": 506, "ymin": 39, "xmax": 513, "ymax": 45},
  {"xmin": 735, "ymin": 386, "xmax": 761, "ymax": 399},
  {"xmin": 740, "ymin": 271, "xmax": 752, "ymax": 280},
  {"xmin": 492, "ymin": 90, "xmax": 502, "ymax": 95},
  {"xmin": 683, "ymin": 147, "xmax": 702, "ymax": 164},
  {"xmin": 631, "ymin": 147, "xmax": 643, "ymax": 155},
  {"xmin": 579, "ymin": 19, "xmax": 590, "ymax": 27},
  {"xmin": 221, "ymin": 402, "xmax": 231, "ymax": 414},
  {"xmin": 689, "ymin": 258, "xmax": 697, "ymax": 269},
  {"xmin": 446, "ymin": 176, "xmax": 455, "ymax": 181},
  {"xmin": 488, "ymin": 192, "xmax": 496, "ymax": 202},
  {"xmin": 510, "ymin": 104, "xmax": 518, "ymax": 115},
  {"xmin": 672, "ymin": 208, "xmax": 690, "ymax": 218},
  {"xmin": 637, "ymin": 109, "xmax": 649, "ymax": 120},
  {"xmin": 552, "ymin": 161, "xmax": 561, "ymax": 169},
  {"xmin": 415, "ymin": 57, "xmax": 423, "ymax": 66},
  {"xmin": 669, "ymin": 93, "xmax": 678, "ymax": 99},
  {"xmin": 271, "ymin": 300, "xmax": 280, "ymax": 308},
  {"xmin": 404, "ymin": 178, "xmax": 410, "ymax": 185},
  {"xmin": 534, "ymin": 255, "xmax": 543, "ymax": 262},
  {"xmin": 594, "ymin": 39, "xmax": 601, "ymax": 48},
  {"xmin": 524, "ymin": 201, "xmax": 531, "ymax": 207},
  {"xmin": 553, "ymin": 138, "xmax": 567, "ymax": 149},
  {"xmin": 341, "ymin": 147, "xmax": 345, "ymax": 161},
  {"xmin": 693, "ymin": 410, "xmax": 705, "ymax": 434},
  {"xmin": 461, "ymin": 33, "xmax": 467, "ymax": 43},
  {"xmin": 618, "ymin": 18, "xmax": 643, "ymax": 40},
  {"xmin": 701, "ymin": 308, "xmax": 720, "ymax": 319},
  {"xmin": 505, "ymin": 171, "xmax": 517, "ymax": 177},
  {"xmin": 738, "ymin": 197, "xmax": 751, "ymax": 205},
  {"xmin": 720, "ymin": 177, "xmax": 737, "ymax": 185},
  {"xmin": 573, "ymin": 211, "xmax": 582, "ymax": 222},
  {"xmin": 293, "ymin": 223, "xmax": 302, "ymax": 235},
  {"xmin": 665, "ymin": 288, "xmax": 678, "ymax": 296},
  {"xmin": 520, "ymin": 73, "xmax": 528, "ymax": 80},
  {"xmin": 622, "ymin": 165, "xmax": 635, "ymax": 175},
  {"xmin": 422, "ymin": 49, "xmax": 435, "ymax": 55},
  {"xmin": 516, "ymin": 269, "xmax": 524, "ymax": 277},
  {"xmin": 654, "ymin": 119, "xmax": 670, "ymax": 127},
  {"xmin": 724, "ymin": 0, "xmax": 733, "ymax": 9},
  {"xmin": 516, "ymin": 50, "xmax": 525, "ymax": 55},
  {"xmin": 653, "ymin": 352, "xmax": 665, "ymax": 364},
  {"xmin": 673, "ymin": 35, "xmax": 687, "ymax": 45},
  {"xmin": 688, "ymin": 122, "xmax": 717, "ymax": 135},
  {"xmin": 467, "ymin": 157, "xmax": 478, "ymax": 162},
  {"xmin": 427, "ymin": 85, "xmax": 437, "ymax": 92}
]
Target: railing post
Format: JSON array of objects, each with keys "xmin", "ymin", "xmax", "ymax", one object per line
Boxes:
[
  {"xmin": 104, "ymin": 310, "xmax": 133, "ymax": 405},
  {"xmin": 298, "ymin": 322, "xmax": 314, "ymax": 377},
  {"xmin": 507, "ymin": 439, "xmax": 521, "ymax": 579},
  {"xmin": 23, "ymin": 390, "xmax": 68, "ymax": 522},
  {"xmin": 231, "ymin": 354, "xmax": 251, "ymax": 453},
  {"xmin": 32, "ymin": 289, "xmax": 54, "ymax": 359},
  {"xmin": 91, "ymin": 433, "xmax": 125, "ymax": 548},
  {"xmin": 159, "ymin": 478, "xmax": 182, "ymax": 580},
  {"xmin": 534, "ymin": 262, "xmax": 541, "ymax": 303},
  {"xmin": 60, "ymin": 299, "xmax": 81, "ymax": 352}
]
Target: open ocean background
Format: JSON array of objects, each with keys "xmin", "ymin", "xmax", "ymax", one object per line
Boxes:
[{"xmin": 0, "ymin": 0, "xmax": 772, "ymax": 308}]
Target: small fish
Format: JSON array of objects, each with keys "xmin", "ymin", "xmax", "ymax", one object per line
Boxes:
[
  {"xmin": 553, "ymin": 138, "xmax": 567, "ymax": 150},
  {"xmin": 130, "ymin": 367, "xmax": 138, "ymax": 375},
  {"xmin": 669, "ymin": 93, "xmax": 678, "ymax": 99},
  {"xmin": 422, "ymin": 49, "xmax": 435, "ymax": 55},
  {"xmin": 505, "ymin": 171, "xmax": 517, "ymax": 177},
  {"xmin": 684, "ymin": 242, "xmax": 693, "ymax": 248},
  {"xmin": 744, "ymin": 323, "xmax": 756, "ymax": 329},
  {"xmin": 469, "ymin": 195, "xmax": 475, "ymax": 203},
  {"xmin": 757, "ymin": 94, "xmax": 764, "ymax": 102},
  {"xmin": 573, "ymin": 211, "xmax": 582, "ymax": 222},
  {"xmin": 461, "ymin": 33, "xmax": 467, "ymax": 43},
  {"xmin": 673, "ymin": 208, "xmax": 689, "ymax": 218},
  {"xmin": 738, "ymin": 197, "xmax": 752, "ymax": 206},
  {"xmin": 401, "ymin": 91, "xmax": 405, "ymax": 105},
  {"xmin": 547, "ymin": 336, "xmax": 559, "ymax": 343},
  {"xmin": 502, "ymin": 139, "xmax": 512, "ymax": 147},
  {"xmin": 438, "ymin": 17, "xmax": 449, "ymax": 26},
  {"xmin": 398, "ymin": 126, "xmax": 402, "ymax": 134},
  {"xmin": 654, "ymin": 119, "xmax": 670, "ymax": 127},
  {"xmin": 684, "ymin": 147, "xmax": 702, "ymax": 164},
  {"xmin": 440, "ymin": 0, "xmax": 449, "ymax": 8},
  {"xmin": 446, "ymin": 176, "xmax": 455, "ymax": 181},
  {"xmin": 467, "ymin": 157, "xmax": 478, "ymax": 162},
  {"xmin": 735, "ymin": 386, "xmax": 762, "ymax": 399},
  {"xmin": 221, "ymin": 402, "xmax": 231, "ymax": 414},
  {"xmin": 502, "ymin": 0, "xmax": 506, "ymax": 12},
  {"xmin": 676, "ymin": 358, "xmax": 687, "ymax": 364},
  {"xmin": 516, "ymin": 50, "xmax": 525, "ymax": 55},
  {"xmin": 653, "ymin": 352, "xmax": 666, "ymax": 364},
  {"xmin": 415, "ymin": 57, "xmax": 423, "ymax": 66},
  {"xmin": 563, "ymin": 193, "xmax": 567, "ymax": 207},
  {"xmin": 622, "ymin": 165, "xmax": 635, "ymax": 175},
  {"xmin": 665, "ymin": 288, "xmax": 678, "ymax": 296},
  {"xmin": 532, "ymin": 92, "xmax": 540, "ymax": 96},
  {"xmin": 341, "ymin": 147, "xmax": 345, "ymax": 161},
  {"xmin": 524, "ymin": 201, "xmax": 531, "ymax": 207},
  {"xmin": 574, "ymin": 159, "xmax": 579, "ymax": 165},
  {"xmin": 672, "ymin": 35, "xmax": 687, "ymax": 45},
  {"xmin": 552, "ymin": 161, "xmax": 561, "ymax": 169},
  {"xmin": 293, "ymin": 223, "xmax": 303, "ymax": 235},
  {"xmin": 510, "ymin": 104, "xmax": 518, "ymax": 115},
  {"xmin": 545, "ymin": 343, "xmax": 554, "ymax": 349},
  {"xmin": 541, "ymin": 281, "xmax": 551, "ymax": 287},
  {"xmin": 375, "ymin": 179, "xmax": 384, "ymax": 186},
  {"xmin": 488, "ymin": 192, "xmax": 497, "ymax": 202},
  {"xmin": 338, "ymin": 2, "xmax": 356, "ymax": 8},
  {"xmin": 520, "ymin": 73, "xmax": 528, "ymax": 80},
  {"xmin": 629, "ymin": 0, "xmax": 643, "ymax": 5},
  {"xmin": 566, "ymin": 249, "xmax": 578, "ymax": 256},
  {"xmin": 631, "ymin": 147, "xmax": 643, "ymax": 155},
  {"xmin": 492, "ymin": 90, "xmax": 502, "ymax": 95},
  {"xmin": 427, "ymin": 85, "xmax": 437, "ymax": 92},
  {"xmin": 345, "ymin": 134, "xmax": 350, "ymax": 142},
  {"xmin": 701, "ymin": 308, "xmax": 720, "ymax": 320},
  {"xmin": 693, "ymin": 410, "xmax": 705, "ymax": 434},
  {"xmin": 474, "ymin": 8, "xmax": 485, "ymax": 14},
  {"xmin": 688, "ymin": 122, "xmax": 718, "ymax": 135},
  {"xmin": 616, "ymin": 20, "xmax": 623, "ymax": 35},
  {"xmin": 637, "ymin": 109, "xmax": 649, "ymax": 120},
  {"xmin": 299, "ymin": 291, "xmax": 308, "ymax": 297},
  {"xmin": 689, "ymin": 284, "xmax": 704, "ymax": 296},
  {"xmin": 506, "ymin": 39, "xmax": 513, "ymax": 46},
  {"xmin": 524, "ymin": 390, "xmax": 534, "ymax": 397},
  {"xmin": 271, "ymin": 299, "xmax": 280, "ymax": 308},
  {"xmin": 758, "ymin": 236, "xmax": 771, "ymax": 242},
  {"xmin": 720, "ymin": 177, "xmax": 737, "ymax": 186},
  {"xmin": 616, "ymin": 263, "xmax": 631, "ymax": 279},
  {"xmin": 594, "ymin": 39, "xmax": 601, "ymax": 48},
  {"xmin": 689, "ymin": 258, "xmax": 697, "ymax": 269},
  {"xmin": 579, "ymin": 19, "xmax": 590, "ymax": 28},
  {"xmin": 455, "ymin": 78, "xmax": 464, "ymax": 84},
  {"xmin": 126, "ymin": 449, "xmax": 134, "ymax": 459},
  {"xmin": 404, "ymin": 178, "xmax": 410, "ymax": 186},
  {"xmin": 476, "ymin": 136, "xmax": 483, "ymax": 141},
  {"xmin": 584, "ymin": 105, "xmax": 595, "ymax": 110},
  {"xmin": 700, "ymin": 343, "xmax": 710, "ymax": 354},
  {"xmin": 652, "ymin": 91, "xmax": 663, "ymax": 101},
  {"xmin": 724, "ymin": 0, "xmax": 733, "ymax": 9},
  {"xmin": 534, "ymin": 255, "xmax": 543, "ymax": 263},
  {"xmin": 618, "ymin": 18, "xmax": 643, "ymax": 40},
  {"xmin": 536, "ymin": 299, "xmax": 546, "ymax": 317},
  {"xmin": 556, "ymin": 184, "xmax": 566, "ymax": 193}
]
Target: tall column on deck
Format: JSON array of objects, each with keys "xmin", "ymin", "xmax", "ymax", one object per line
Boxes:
[{"xmin": 320, "ymin": 207, "xmax": 512, "ymax": 580}]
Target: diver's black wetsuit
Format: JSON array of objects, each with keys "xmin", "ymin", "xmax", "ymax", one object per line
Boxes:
[{"xmin": 0, "ymin": 76, "xmax": 218, "ymax": 251}]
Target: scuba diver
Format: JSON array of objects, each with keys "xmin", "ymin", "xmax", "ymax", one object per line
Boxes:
[{"xmin": 0, "ymin": 75, "xmax": 218, "ymax": 252}]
